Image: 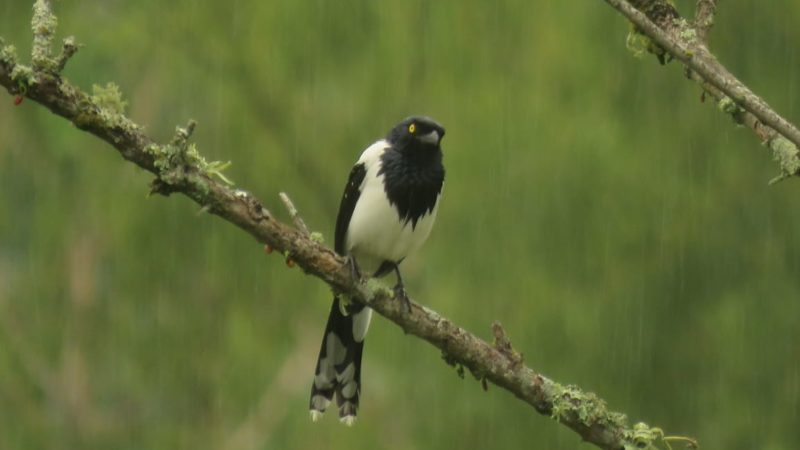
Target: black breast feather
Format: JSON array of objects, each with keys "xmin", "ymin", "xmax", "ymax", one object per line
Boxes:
[{"xmin": 378, "ymin": 149, "xmax": 444, "ymax": 229}]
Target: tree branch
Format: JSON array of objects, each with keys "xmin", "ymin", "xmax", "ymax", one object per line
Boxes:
[
  {"xmin": 606, "ymin": 0, "xmax": 800, "ymax": 182},
  {"xmin": 1, "ymin": 3, "xmax": 693, "ymax": 450}
]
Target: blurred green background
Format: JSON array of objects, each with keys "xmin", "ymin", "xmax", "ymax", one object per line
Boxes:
[{"xmin": 2, "ymin": 1, "xmax": 799, "ymax": 449}]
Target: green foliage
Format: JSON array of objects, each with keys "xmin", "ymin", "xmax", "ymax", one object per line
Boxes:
[
  {"xmin": 1, "ymin": 1, "xmax": 800, "ymax": 450},
  {"xmin": 625, "ymin": 423, "xmax": 699, "ymax": 450}
]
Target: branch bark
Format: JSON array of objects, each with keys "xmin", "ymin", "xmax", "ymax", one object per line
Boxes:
[
  {"xmin": 605, "ymin": 0, "xmax": 800, "ymax": 182},
  {"xmin": 0, "ymin": 3, "xmax": 730, "ymax": 450}
]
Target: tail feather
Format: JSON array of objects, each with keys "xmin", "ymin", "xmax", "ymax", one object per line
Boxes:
[{"xmin": 310, "ymin": 297, "xmax": 372, "ymax": 424}]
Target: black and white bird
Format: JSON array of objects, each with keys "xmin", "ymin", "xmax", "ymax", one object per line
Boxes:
[{"xmin": 309, "ymin": 116, "xmax": 446, "ymax": 425}]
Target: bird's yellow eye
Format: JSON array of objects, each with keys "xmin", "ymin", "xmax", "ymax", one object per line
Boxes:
[{"xmin": 408, "ymin": 123, "xmax": 416, "ymax": 134}]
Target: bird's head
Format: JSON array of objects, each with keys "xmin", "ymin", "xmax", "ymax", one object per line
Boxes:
[{"xmin": 386, "ymin": 116, "xmax": 445, "ymax": 151}]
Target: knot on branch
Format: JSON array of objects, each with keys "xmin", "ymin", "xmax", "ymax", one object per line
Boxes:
[
  {"xmin": 492, "ymin": 321, "xmax": 523, "ymax": 368},
  {"xmin": 234, "ymin": 189, "xmax": 271, "ymax": 223}
]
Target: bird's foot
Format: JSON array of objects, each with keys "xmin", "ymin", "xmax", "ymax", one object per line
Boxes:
[
  {"xmin": 393, "ymin": 284, "xmax": 412, "ymax": 314},
  {"xmin": 346, "ymin": 256, "xmax": 362, "ymax": 283}
]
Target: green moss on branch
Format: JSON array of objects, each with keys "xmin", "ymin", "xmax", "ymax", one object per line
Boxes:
[
  {"xmin": 549, "ymin": 383, "xmax": 628, "ymax": 431},
  {"xmin": 769, "ymin": 136, "xmax": 800, "ymax": 183}
]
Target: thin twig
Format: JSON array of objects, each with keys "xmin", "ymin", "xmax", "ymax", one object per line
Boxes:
[
  {"xmin": 492, "ymin": 321, "xmax": 523, "ymax": 368},
  {"xmin": 279, "ymin": 192, "xmax": 310, "ymax": 235},
  {"xmin": 172, "ymin": 119, "xmax": 197, "ymax": 147},
  {"xmin": 54, "ymin": 36, "xmax": 78, "ymax": 72},
  {"xmin": 31, "ymin": 0, "xmax": 56, "ymax": 71},
  {"xmin": 694, "ymin": 0, "xmax": 718, "ymax": 42}
]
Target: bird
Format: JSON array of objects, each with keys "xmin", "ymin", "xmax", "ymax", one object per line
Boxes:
[{"xmin": 309, "ymin": 116, "xmax": 446, "ymax": 426}]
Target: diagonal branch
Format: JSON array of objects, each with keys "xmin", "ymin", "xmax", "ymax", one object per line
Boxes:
[
  {"xmin": 0, "ymin": 3, "xmax": 693, "ymax": 450},
  {"xmin": 605, "ymin": 0, "xmax": 800, "ymax": 181}
]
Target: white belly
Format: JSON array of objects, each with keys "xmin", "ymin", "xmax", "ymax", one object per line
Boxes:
[{"xmin": 345, "ymin": 153, "xmax": 440, "ymax": 276}]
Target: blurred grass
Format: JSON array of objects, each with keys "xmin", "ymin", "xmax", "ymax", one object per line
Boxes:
[{"xmin": 1, "ymin": 1, "xmax": 799, "ymax": 449}]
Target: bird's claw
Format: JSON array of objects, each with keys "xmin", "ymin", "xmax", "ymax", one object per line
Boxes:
[
  {"xmin": 393, "ymin": 284, "xmax": 412, "ymax": 314},
  {"xmin": 346, "ymin": 256, "xmax": 362, "ymax": 283}
]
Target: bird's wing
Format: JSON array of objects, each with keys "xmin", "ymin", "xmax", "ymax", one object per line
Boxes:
[{"xmin": 334, "ymin": 162, "xmax": 367, "ymax": 255}]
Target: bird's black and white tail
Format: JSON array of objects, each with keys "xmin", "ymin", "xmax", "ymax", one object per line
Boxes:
[{"xmin": 309, "ymin": 297, "xmax": 372, "ymax": 425}]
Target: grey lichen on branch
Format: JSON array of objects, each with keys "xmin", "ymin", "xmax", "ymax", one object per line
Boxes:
[{"xmin": 0, "ymin": 3, "xmax": 694, "ymax": 450}]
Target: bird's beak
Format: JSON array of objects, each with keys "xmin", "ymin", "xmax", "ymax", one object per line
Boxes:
[{"xmin": 418, "ymin": 130, "xmax": 442, "ymax": 146}]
